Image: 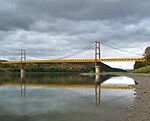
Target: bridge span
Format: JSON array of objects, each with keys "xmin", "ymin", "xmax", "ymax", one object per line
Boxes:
[{"xmin": 0, "ymin": 57, "xmax": 145, "ymax": 64}]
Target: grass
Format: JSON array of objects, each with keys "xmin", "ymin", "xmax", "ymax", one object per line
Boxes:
[{"xmin": 133, "ymin": 65, "xmax": 150, "ymax": 73}]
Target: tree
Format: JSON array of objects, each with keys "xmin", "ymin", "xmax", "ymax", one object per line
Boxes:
[
  {"xmin": 134, "ymin": 46, "xmax": 150, "ymax": 69},
  {"xmin": 145, "ymin": 47, "xmax": 150, "ymax": 57},
  {"xmin": 144, "ymin": 47, "xmax": 150, "ymax": 65}
]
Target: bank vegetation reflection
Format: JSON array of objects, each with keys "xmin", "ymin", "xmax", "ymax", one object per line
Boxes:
[
  {"xmin": 19, "ymin": 73, "xmax": 134, "ymax": 105},
  {"xmin": 19, "ymin": 73, "xmax": 104, "ymax": 105}
]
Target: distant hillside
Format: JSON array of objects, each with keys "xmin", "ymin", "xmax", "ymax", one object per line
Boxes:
[
  {"xmin": 0, "ymin": 62, "xmax": 126, "ymax": 72},
  {"xmin": 100, "ymin": 62, "xmax": 126, "ymax": 72},
  {"xmin": 0, "ymin": 60, "xmax": 7, "ymax": 62},
  {"xmin": 76, "ymin": 62, "xmax": 126, "ymax": 72}
]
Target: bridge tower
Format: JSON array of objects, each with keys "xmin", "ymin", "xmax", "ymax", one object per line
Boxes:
[
  {"xmin": 20, "ymin": 50, "xmax": 26, "ymax": 79},
  {"xmin": 95, "ymin": 41, "xmax": 100, "ymax": 74}
]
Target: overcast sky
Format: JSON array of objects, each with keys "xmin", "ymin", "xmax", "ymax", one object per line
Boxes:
[{"xmin": 0, "ymin": 0, "xmax": 150, "ymax": 69}]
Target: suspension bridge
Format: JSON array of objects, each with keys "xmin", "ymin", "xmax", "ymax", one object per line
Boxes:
[
  {"xmin": 0, "ymin": 41, "xmax": 145, "ymax": 64},
  {"xmin": 0, "ymin": 41, "xmax": 146, "ymax": 74},
  {"xmin": 0, "ymin": 41, "xmax": 145, "ymax": 91}
]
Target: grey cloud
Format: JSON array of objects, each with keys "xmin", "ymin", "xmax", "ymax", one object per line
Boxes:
[
  {"xmin": 16, "ymin": 0, "xmax": 150, "ymax": 21},
  {"xmin": 1, "ymin": 0, "xmax": 150, "ymax": 31},
  {"xmin": 0, "ymin": 0, "xmax": 150, "ymax": 63}
]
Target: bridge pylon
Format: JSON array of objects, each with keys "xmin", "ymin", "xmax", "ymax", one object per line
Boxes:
[{"xmin": 95, "ymin": 41, "xmax": 100, "ymax": 74}]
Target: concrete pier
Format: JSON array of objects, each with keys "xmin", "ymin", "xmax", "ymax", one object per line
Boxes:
[{"xmin": 95, "ymin": 66, "xmax": 100, "ymax": 74}]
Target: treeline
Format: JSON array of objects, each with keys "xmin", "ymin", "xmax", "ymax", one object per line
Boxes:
[
  {"xmin": 134, "ymin": 47, "xmax": 150, "ymax": 69},
  {"xmin": 133, "ymin": 46, "xmax": 150, "ymax": 73},
  {"xmin": 0, "ymin": 63, "xmax": 94, "ymax": 72},
  {"xmin": 0, "ymin": 62, "xmax": 126, "ymax": 73}
]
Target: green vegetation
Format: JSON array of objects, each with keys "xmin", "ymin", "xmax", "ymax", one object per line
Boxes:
[
  {"xmin": 133, "ymin": 46, "xmax": 150, "ymax": 73},
  {"xmin": 133, "ymin": 66, "xmax": 150, "ymax": 73},
  {"xmin": 0, "ymin": 62, "xmax": 125, "ymax": 73},
  {"xmin": 0, "ymin": 63, "xmax": 94, "ymax": 72}
]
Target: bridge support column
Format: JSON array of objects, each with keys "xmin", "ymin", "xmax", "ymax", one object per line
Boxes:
[{"xmin": 95, "ymin": 65, "xmax": 100, "ymax": 74}]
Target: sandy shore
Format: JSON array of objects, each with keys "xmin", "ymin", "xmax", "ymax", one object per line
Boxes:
[{"xmin": 123, "ymin": 75, "xmax": 150, "ymax": 121}]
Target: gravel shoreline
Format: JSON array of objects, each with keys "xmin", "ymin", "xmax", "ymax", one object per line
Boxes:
[{"xmin": 123, "ymin": 75, "xmax": 150, "ymax": 121}]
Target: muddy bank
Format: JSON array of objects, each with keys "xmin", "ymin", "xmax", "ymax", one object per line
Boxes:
[{"xmin": 123, "ymin": 75, "xmax": 150, "ymax": 121}]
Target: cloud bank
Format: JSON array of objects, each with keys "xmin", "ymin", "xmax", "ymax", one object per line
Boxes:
[{"xmin": 0, "ymin": 0, "xmax": 150, "ymax": 69}]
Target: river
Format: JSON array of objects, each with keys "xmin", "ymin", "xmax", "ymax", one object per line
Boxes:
[{"xmin": 0, "ymin": 72, "xmax": 135, "ymax": 121}]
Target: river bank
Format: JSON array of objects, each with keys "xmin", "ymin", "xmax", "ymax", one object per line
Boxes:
[
  {"xmin": 81, "ymin": 72, "xmax": 150, "ymax": 121},
  {"xmin": 122, "ymin": 75, "xmax": 150, "ymax": 121}
]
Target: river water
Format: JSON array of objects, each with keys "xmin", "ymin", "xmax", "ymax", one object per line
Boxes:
[{"xmin": 0, "ymin": 72, "xmax": 135, "ymax": 121}]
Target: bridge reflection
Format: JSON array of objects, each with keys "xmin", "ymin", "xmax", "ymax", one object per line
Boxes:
[
  {"xmin": 95, "ymin": 74, "xmax": 101, "ymax": 105},
  {"xmin": 19, "ymin": 74, "xmax": 134, "ymax": 105},
  {"xmin": 20, "ymin": 73, "xmax": 26, "ymax": 97}
]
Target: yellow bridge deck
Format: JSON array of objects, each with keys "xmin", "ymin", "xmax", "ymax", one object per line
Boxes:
[{"xmin": 0, "ymin": 57, "xmax": 145, "ymax": 64}]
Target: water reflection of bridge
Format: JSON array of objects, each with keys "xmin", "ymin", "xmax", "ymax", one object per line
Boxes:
[
  {"xmin": 20, "ymin": 74, "xmax": 135, "ymax": 105},
  {"xmin": 23, "ymin": 84, "xmax": 134, "ymax": 89}
]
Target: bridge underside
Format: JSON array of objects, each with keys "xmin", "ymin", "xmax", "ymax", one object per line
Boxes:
[{"xmin": 0, "ymin": 58, "xmax": 145, "ymax": 64}]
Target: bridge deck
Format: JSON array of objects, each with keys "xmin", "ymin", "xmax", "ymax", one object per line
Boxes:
[{"xmin": 0, "ymin": 57, "xmax": 145, "ymax": 64}]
